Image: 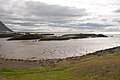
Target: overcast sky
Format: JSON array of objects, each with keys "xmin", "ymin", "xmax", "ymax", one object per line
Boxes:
[{"xmin": 0, "ymin": 0, "xmax": 120, "ymax": 33}]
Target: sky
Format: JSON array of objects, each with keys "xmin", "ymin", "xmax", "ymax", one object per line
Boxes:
[{"xmin": 0, "ymin": 0, "xmax": 120, "ymax": 33}]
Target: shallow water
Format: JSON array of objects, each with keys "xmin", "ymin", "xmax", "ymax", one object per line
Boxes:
[{"xmin": 0, "ymin": 34, "xmax": 120, "ymax": 60}]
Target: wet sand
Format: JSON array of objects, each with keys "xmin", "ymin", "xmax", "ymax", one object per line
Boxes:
[
  {"xmin": 0, "ymin": 57, "xmax": 41, "ymax": 69},
  {"xmin": 0, "ymin": 46, "xmax": 120, "ymax": 69},
  {"xmin": 0, "ymin": 37, "xmax": 120, "ymax": 60}
]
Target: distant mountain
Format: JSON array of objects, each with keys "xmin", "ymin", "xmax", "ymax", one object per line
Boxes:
[{"xmin": 0, "ymin": 21, "xmax": 13, "ymax": 32}]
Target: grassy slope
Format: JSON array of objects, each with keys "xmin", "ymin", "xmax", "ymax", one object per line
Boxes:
[{"xmin": 0, "ymin": 48, "xmax": 120, "ymax": 80}]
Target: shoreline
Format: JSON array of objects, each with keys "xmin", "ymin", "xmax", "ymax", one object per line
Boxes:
[{"xmin": 0, "ymin": 46, "xmax": 120, "ymax": 69}]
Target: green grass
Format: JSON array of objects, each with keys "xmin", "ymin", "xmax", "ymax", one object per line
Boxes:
[
  {"xmin": 62, "ymin": 34, "xmax": 107, "ymax": 39},
  {"xmin": 7, "ymin": 33, "xmax": 107, "ymax": 41},
  {"xmin": 40, "ymin": 36, "xmax": 70, "ymax": 41},
  {"xmin": 7, "ymin": 33, "xmax": 54, "ymax": 40},
  {"xmin": 0, "ymin": 48, "xmax": 120, "ymax": 80},
  {"xmin": 0, "ymin": 33, "xmax": 21, "ymax": 38}
]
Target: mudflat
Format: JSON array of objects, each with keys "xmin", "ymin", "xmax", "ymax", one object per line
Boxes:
[{"xmin": 0, "ymin": 57, "xmax": 41, "ymax": 69}]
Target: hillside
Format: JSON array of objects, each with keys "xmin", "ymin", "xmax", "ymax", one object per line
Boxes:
[{"xmin": 0, "ymin": 21, "xmax": 13, "ymax": 32}]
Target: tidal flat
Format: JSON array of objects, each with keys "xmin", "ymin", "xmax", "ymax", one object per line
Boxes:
[
  {"xmin": 0, "ymin": 33, "xmax": 119, "ymax": 60},
  {"xmin": 0, "ymin": 46, "xmax": 120, "ymax": 80},
  {"xmin": 0, "ymin": 33, "xmax": 120, "ymax": 80}
]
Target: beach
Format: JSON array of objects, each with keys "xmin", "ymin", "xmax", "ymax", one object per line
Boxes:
[
  {"xmin": 0, "ymin": 34, "xmax": 120, "ymax": 80},
  {"xmin": 0, "ymin": 46, "xmax": 120, "ymax": 80},
  {"xmin": 0, "ymin": 34, "xmax": 120, "ymax": 60}
]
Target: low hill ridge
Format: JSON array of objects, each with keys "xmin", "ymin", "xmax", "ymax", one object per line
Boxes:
[{"xmin": 0, "ymin": 21, "xmax": 13, "ymax": 32}]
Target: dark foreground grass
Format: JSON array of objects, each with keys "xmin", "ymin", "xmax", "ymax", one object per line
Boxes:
[{"xmin": 0, "ymin": 48, "xmax": 120, "ymax": 80}]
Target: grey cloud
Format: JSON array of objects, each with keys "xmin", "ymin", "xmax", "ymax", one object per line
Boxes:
[
  {"xmin": 0, "ymin": 0, "xmax": 87, "ymax": 31},
  {"xmin": 114, "ymin": 8, "xmax": 120, "ymax": 13},
  {"xmin": 76, "ymin": 23, "xmax": 112, "ymax": 27},
  {"xmin": 112, "ymin": 19, "xmax": 120, "ymax": 24},
  {"xmin": 0, "ymin": 0, "xmax": 86, "ymax": 18},
  {"xmin": 116, "ymin": 10, "xmax": 120, "ymax": 13},
  {"xmin": 0, "ymin": 0, "xmax": 119, "ymax": 32},
  {"xmin": 24, "ymin": 1, "xmax": 86, "ymax": 17},
  {"xmin": 46, "ymin": 22, "xmax": 113, "ymax": 30},
  {"xmin": 11, "ymin": 22, "xmax": 36, "ymax": 26}
]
